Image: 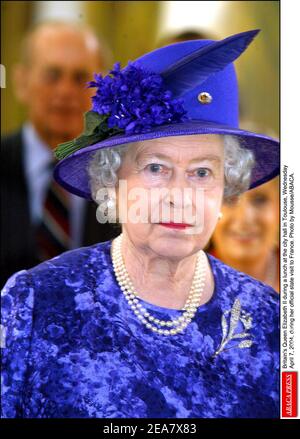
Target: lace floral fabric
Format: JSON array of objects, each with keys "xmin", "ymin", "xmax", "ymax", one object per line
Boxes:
[{"xmin": 1, "ymin": 239, "xmax": 279, "ymax": 418}]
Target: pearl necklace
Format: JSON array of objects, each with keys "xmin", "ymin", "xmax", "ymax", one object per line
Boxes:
[{"xmin": 111, "ymin": 234, "xmax": 206, "ymax": 336}]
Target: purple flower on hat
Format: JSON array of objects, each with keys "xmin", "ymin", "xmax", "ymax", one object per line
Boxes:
[{"xmin": 87, "ymin": 62, "xmax": 187, "ymax": 135}]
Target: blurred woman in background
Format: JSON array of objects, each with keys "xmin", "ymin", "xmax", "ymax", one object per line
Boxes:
[{"xmin": 210, "ymin": 177, "xmax": 279, "ymax": 292}]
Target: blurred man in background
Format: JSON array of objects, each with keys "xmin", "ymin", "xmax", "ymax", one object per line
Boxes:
[
  {"xmin": 157, "ymin": 29, "xmax": 215, "ymax": 47},
  {"xmin": 1, "ymin": 21, "xmax": 120, "ymax": 288}
]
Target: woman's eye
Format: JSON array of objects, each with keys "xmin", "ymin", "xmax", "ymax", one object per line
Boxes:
[
  {"xmin": 195, "ymin": 168, "xmax": 210, "ymax": 178},
  {"xmin": 146, "ymin": 163, "xmax": 165, "ymax": 174},
  {"xmin": 251, "ymin": 194, "xmax": 269, "ymax": 206}
]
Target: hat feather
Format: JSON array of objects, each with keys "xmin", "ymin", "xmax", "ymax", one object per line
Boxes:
[{"xmin": 161, "ymin": 29, "xmax": 260, "ymax": 97}]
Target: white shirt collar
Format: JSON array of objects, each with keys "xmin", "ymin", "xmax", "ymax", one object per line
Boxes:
[{"xmin": 22, "ymin": 122, "xmax": 53, "ymax": 178}]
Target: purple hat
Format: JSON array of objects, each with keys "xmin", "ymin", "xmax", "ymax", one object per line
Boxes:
[{"xmin": 53, "ymin": 29, "xmax": 279, "ymax": 200}]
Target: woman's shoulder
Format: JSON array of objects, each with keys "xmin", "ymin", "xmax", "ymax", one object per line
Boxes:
[
  {"xmin": 206, "ymin": 252, "xmax": 279, "ymax": 312},
  {"xmin": 0, "ymin": 241, "xmax": 113, "ymax": 418},
  {"xmin": 1, "ymin": 239, "xmax": 114, "ymax": 360},
  {"xmin": 1, "ymin": 240, "xmax": 114, "ymax": 319},
  {"xmin": 31, "ymin": 239, "xmax": 112, "ymax": 276},
  {"xmin": 4, "ymin": 240, "xmax": 113, "ymax": 286}
]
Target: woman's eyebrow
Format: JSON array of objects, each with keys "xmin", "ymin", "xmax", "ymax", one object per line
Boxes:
[
  {"xmin": 137, "ymin": 152, "xmax": 222, "ymax": 164},
  {"xmin": 136, "ymin": 153, "xmax": 172, "ymax": 162},
  {"xmin": 189, "ymin": 155, "xmax": 222, "ymax": 164}
]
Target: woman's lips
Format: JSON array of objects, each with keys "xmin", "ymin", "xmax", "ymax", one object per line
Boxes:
[{"xmin": 159, "ymin": 222, "xmax": 193, "ymax": 230}]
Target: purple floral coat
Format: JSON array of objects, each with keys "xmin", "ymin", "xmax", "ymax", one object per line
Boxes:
[{"xmin": 1, "ymin": 239, "xmax": 279, "ymax": 418}]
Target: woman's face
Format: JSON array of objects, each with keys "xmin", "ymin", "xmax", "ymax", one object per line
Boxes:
[
  {"xmin": 212, "ymin": 178, "xmax": 279, "ymax": 261},
  {"xmin": 116, "ymin": 134, "xmax": 224, "ymax": 259}
]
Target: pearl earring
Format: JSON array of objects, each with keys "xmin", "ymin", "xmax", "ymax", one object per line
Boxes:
[
  {"xmin": 107, "ymin": 198, "xmax": 116, "ymax": 209},
  {"xmin": 106, "ymin": 197, "xmax": 117, "ymax": 223}
]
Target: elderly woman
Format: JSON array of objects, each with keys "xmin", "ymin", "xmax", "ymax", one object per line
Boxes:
[{"xmin": 1, "ymin": 30, "xmax": 279, "ymax": 418}]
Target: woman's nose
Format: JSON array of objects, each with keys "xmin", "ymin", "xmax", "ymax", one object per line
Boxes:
[
  {"xmin": 234, "ymin": 198, "xmax": 256, "ymax": 223},
  {"xmin": 164, "ymin": 172, "xmax": 194, "ymax": 210}
]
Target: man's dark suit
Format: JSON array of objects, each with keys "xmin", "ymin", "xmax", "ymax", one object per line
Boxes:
[{"xmin": 1, "ymin": 130, "xmax": 121, "ymax": 288}]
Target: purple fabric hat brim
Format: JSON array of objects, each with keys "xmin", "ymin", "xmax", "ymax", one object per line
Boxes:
[{"xmin": 53, "ymin": 119, "xmax": 279, "ymax": 201}]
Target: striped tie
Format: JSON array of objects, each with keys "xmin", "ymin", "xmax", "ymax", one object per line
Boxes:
[{"xmin": 35, "ymin": 173, "xmax": 72, "ymax": 261}]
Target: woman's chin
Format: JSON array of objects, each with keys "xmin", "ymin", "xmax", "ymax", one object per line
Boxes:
[
  {"xmin": 150, "ymin": 236, "xmax": 197, "ymax": 259},
  {"xmin": 220, "ymin": 243, "xmax": 265, "ymax": 262}
]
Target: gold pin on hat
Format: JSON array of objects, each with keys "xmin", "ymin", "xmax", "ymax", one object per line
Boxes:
[{"xmin": 198, "ymin": 92, "xmax": 212, "ymax": 104}]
